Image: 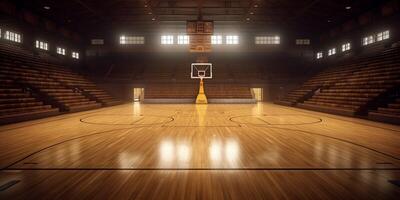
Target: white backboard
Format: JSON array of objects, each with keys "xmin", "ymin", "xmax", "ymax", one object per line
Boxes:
[{"xmin": 191, "ymin": 63, "xmax": 213, "ymax": 79}]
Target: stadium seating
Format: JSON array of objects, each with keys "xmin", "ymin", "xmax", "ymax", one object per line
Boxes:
[
  {"xmin": 0, "ymin": 77, "xmax": 59, "ymax": 124},
  {"xmin": 0, "ymin": 42, "xmax": 121, "ymax": 123},
  {"xmin": 144, "ymin": 83, "xmax": 197, "ymax": 99},
  {"xmin": 277, "ymin": 46, "xmax": 400, "ymax": 120},
  {"xmin": 369, "ymin": 97, "xmax": 400, "ymax": 124},
  {"xmin": 144, "ymin": 83, "xmax": 253, "ymax": 102},
  {"xmin": 205, "ymin": 84, "xmax": 253, "ymax": 99}
]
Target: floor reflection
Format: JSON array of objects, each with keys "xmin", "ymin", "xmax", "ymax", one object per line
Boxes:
[
  {"xmin": 132, "ymin": 102, "xmax": 141, "ymax": 116},
  {"xmin": 157, "ymin": 138, "xmax": 241, "ymax": 168},
  {"xmin": 159, "ymin": 140, "xmax": 193, "ymax": 167}
]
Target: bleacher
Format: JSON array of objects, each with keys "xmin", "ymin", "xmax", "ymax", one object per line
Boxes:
[
  {"xmin": 369, "ymin": 96, "xmax": 400, "ymax": 124},
  {"xmin": 144, "ymin": 83, "xmax": 198, "ymax": 99},
  {"xmin": 205, "ymin": 84, "xmax": 253, "ymax": 99},
  {"xmin": 0, "ymin": 77, "xmax": 59, "ymax": 124},
  {"xmin": 276, "ymin": 45, "xmax": 400, "ymax": 122},
  {"xmin": 0, "ymin": 43, "xmax": 121, "ymax": 124},
  {"xmin": 144, "ymin": 82, "xmax": 254, "ymax": 103}
]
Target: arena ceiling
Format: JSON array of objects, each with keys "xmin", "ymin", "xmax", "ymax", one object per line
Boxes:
[{"xmin": 14, "ymin": 0, "xmax": 386, "ymax": 34}]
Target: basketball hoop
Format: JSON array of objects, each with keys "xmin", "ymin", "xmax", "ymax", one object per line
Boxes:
[
  {"xmin": 191, "ymin": 63, "xmax": 213, "ymax": 80},
  {"xmin": 190, "ymin": 63, "xmax": 212, "ymax": 104}
]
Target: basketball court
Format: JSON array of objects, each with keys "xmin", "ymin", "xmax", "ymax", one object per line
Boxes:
[
  {"xmin": 1, "ymin": 0, "xmax": 400, "ymax": 199},
  {"xmin": 1, "ymin": 103, "xmax": 399, "ymax": 199}
]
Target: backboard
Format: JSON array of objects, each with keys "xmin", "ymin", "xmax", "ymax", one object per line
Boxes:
[{"xmin": 191, "ymin": 63, "xmax": 212, "ymax": 79}]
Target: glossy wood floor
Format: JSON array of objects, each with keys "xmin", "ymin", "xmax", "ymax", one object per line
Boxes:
[{"xmin": 0, "ymin": 103, "xmax": 400, "ymax": 199}]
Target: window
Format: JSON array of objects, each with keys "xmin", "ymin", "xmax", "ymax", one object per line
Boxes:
[
  {"xmin": 342, "ymin": 43, "xmax": 351, "ymax": 52},
  {"xmin": 316, "ymin": 52, "xmax": 323, "ymax": 59},
  {"xmin": 35, "ymin": 40, "xmax": 48, "ymax": 50},
  {"xmin": 120, "ymin": 36, "xmax": 144, "ymax": 44},
  {"xmin": 211, "ymin": 35, "xmax": 223, "ymax": 44},
  {"xmin": 296, "ymin": 39, "xmax": 310, "ymax": 45},
  {"xmin": 255, "ymin": 36, "xmax": 280, "ymax": 44},
  {"xmin": 177, "ymin": 35, "xmax": 189, "ymax": 45},
  {"xmin": 328, "ymin": 48, "xmax": 336, "ymax": 56},
  {"xmin": 377, "ymin": 30, "xmax": 390, "ymax": 41},
  {"xmin": 362, "ymin": 35, "xmax": 375, "ymax": 46},
  {"xmin": 161, "ymin": 35, "xmax": 174, "ymax": 44},
  {"xmin": 72, "ymin": 52, "xmax": 79, "ymax": 59},
  {"xmin": 4, "ymin": 31, "xmax": 21, "ymax": 43},
  {"xmin": 57, "ymin": 47, "xmax": 66, "ymax": 55},
  {"xmin": 226, "ymin": 35, "xmax": 239, "ymax": 44},
  {"xmin": 91, "ymin": 39, "xmax": 104, "ymax": 45}
]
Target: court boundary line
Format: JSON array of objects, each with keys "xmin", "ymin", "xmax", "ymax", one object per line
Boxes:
[{"xmin": 5, "ymin": 167, "xmax": 400, "ymax": 171}]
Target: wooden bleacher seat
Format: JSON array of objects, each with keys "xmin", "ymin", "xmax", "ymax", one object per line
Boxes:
[{"xmin": 277, "ymin": 45, "xmax": 400, "ymax": 119}]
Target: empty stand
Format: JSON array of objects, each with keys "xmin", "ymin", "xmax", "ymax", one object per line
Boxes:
[
  {"xmin": 143, "ymin": 82, "xmax": 254, "ymax": 103},
  {"xmin": 0, "ymin": 75, "xmax": 59, "ymax": 124},
  {"xmin": 277, "ymin": 46, "xmax": 400, "ymax": 122},
  {"xmin": 369, "ymin": 92, "xmax": 400, "ymax": 124},
  {"xmin": 0, "ymin": 43, "xmax": 121, "ymax": 124}
]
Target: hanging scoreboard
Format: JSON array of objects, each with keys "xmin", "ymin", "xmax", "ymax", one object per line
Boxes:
[{"xmin": 187, "ymin": 21, "xmax": 213, "ymax": 52}]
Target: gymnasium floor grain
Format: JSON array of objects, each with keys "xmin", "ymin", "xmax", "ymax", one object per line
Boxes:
[{"xmin": 0, "ymin": 103, "xmax": 400, "ymax": 199}]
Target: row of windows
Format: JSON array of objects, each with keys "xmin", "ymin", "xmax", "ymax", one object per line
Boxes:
[
  {"xmin": 36, "ymin": 40, "xmax": 48, "ymax": 50},
  {"xmin": 120, "ymin": 36, "xmax": 144, "ymax": 44},
  {"xmin": 0, "ymin": 28, "xmax": 80, "ymax": 59},
  {"xmin": 362, "ymin": 30, "xmax": 389, "ymax": 46},
  {"xmin": 317, "ymin": 42, "xmax": 351, "ymax": 59},
  {"xmin": 0, "ymin": 29, "xmax": 22, "ymax": 43},
  {"xmin": 296, "ymin": 39, "xmax": 311, "ymax": 45},
  {"xmin": 317, "ymin": 30, "xmax": 390, "ymax": 59},
  {"xmin": 35, "ymin": 40, "xmax": 79, "ymax": 59},
  {"xmin": 119, "ymin": 35, "xmax": 241, "ymax": 45},
  {"xmin": 255, "ymin": 36, "xmax": 280, "ymax": 45},
  {"xmin": 119, "ymin": 35, "xmax": 303, "ymax": 45}
]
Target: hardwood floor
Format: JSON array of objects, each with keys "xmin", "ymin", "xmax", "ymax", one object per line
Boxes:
[{"xmin": 0, "ymin": 103, "xmax": 399, "ymax": 199}]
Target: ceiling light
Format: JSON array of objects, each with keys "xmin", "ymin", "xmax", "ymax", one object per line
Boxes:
[
  {"xmin": 254, "ymin": 4, "xmax": 258, "ymax": 8},
  {"xmin": 43, "ymin": 6, "xmax": 51, "ymax": 10},
  {"xmin": 246, "ymin": 18, "xmax": 250, "ymax": 21},
  {"xmin": 345, "ymin": 6, "xmax": 351, "ymax": 10},
  {"xmin": 152, "ymin": 17, "xmax": 156, "ymax": 21},
  {"xmin": 250, "ymin": 12, "xmax": 254, "ymax": 15}
]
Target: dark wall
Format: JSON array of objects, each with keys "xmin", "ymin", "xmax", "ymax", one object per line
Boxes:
[
  {"xmin": 314, "ymin": 1, "xmax": 400, "ymax": 66},
  {"xmin": 0, "ymin": 1, "xmax": 84, "ymax": 66}
]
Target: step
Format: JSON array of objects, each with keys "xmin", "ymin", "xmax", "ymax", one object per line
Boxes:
[
  {"xmin": 0, "ymin": 108, "xmax": 60, "ymax": 125},
  {"xmin": 64, "ymin": 101, "xmax": 98, "ymax": 107},
  {"xmin": 66, "ymin": 103, "xmax": 102, "ymax": 112},
  {"xmin": 0, "ymin": 105, "xmax": 53, "ymax": 115},
  {"xmin": 0, "ymin": 102, "xmax": 43, "ymax": 109},
  {"xmin": 0, "ymin": 98, "xmax": 37, "ymax": 104},
  {"xmin": 369, "ymin": 111, "xmax": 400, "ymax": 125},
  {"xmin": 298, "ymin": 103, "xmax": 357, "ymax": 117}
]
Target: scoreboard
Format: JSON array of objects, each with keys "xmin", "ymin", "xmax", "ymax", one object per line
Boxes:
[{"xmin": 187, "ymin": 21, "xmax": 213, "ymax": 52}]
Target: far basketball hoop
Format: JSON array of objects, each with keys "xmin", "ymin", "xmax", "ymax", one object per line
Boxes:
[
  {"xmin": 191, "ymin": 63, "xmax": 213, "ymax": 79},
  {"xmin": 191, "ymin": 63, "xmax": 212, "ymax": 104}
]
